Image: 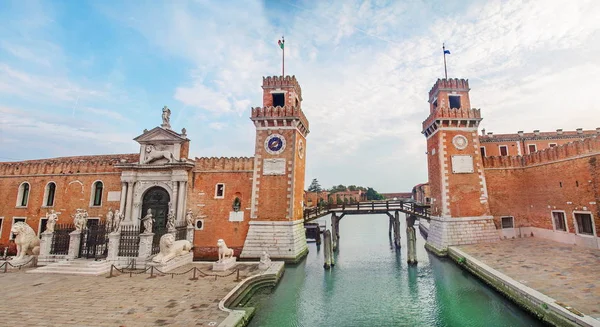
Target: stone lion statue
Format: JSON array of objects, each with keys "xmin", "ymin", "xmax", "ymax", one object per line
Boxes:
[
  {"xmin": 217, "ymin": 239, "xmax": 234, "ymax": 263},
  {"xmin": 11, "ymin": 222, "xmax": 40, "ymax": 260},
  {"xmin": 143, "ymin": 145, "xmax": 175, "ymax": 164},
  {"xmin": 152, "ymin": 234, "xmax": 192, "ymax": 264}
]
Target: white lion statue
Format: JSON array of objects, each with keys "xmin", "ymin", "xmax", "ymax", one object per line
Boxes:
[
  {"xmin": 11, "ymin": 222, "xmax": 40, "ymax": 260},
  {"xmin": 152, "ymin": 234, "xmax": 192, "ymax": 264},
  {"xmin": 143, "ymin": 145, "xmax": 175, "ymax": 164},
  {"xmin": 217, "ymin": 239, "xmax": 234, "ymax": 263}
]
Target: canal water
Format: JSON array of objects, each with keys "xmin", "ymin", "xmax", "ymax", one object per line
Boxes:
[{"xmin": 246, "ymin": 214, "xmax": 545, "ymax": 327}]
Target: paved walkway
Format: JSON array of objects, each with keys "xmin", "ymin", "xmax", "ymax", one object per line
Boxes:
[
  {"xmin": 457, "ymin": 237, "xmax": 600, "ymax": 320},
  {"xmin": 0, "ymin": 263, "xmax": 259, "ymax": 326}
]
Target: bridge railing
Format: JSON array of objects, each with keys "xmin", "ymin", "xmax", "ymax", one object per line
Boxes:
[{"xmin": 303, "ymin": 200, "xmax": 431, "ymax": 222}]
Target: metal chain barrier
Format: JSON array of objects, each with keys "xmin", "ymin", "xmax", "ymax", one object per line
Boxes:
[
  {"xmin": 0, "ymin": 256, "xmax": 37, "ymax": 273},
  {"xmin": 106, "ymin": 264, "xmax": 241, "ymax": 281}
]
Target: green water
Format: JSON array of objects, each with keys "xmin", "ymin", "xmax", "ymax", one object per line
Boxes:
[{"xmin": 246, "ymin": 214, "xmax": 545, "ymax": 327}]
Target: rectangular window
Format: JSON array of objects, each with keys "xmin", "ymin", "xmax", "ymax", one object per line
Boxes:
[
  {"xmin": 501, "ymin": 216, "xmax": 514, "ymax": 228},
  {"xmin": 551, "ymin": 211, "xmax": 567, "ymax": 231},
  {"xmin": 528, "ymin": 144, "xmax": 537, "ymax": 154},
  {"xmin": 87, "ymin": 218, "xmax": 100, "ymax": 226},
  {"xmin": 499, "ymin": 145, "xmax": 508, "ymax": 156},
  {"xmin": 272, "ymin": 93, "xmax": 285, "ymax": 107},
  {"xmin": 215, "ymin": 183, "xmax": 225, "ymax": 198},
  {"xmin": 549, "ymin": 143, "xmax": 557, "ymax": 147},
  {"xmin": 38, "ymin": 218, "xmax": 48, "ymax": 236},
  {"xmin": 10, "ymin": 218, "xmax": 26, "ymax": 240},
  {"xmin": 448, "ymin": 95, "xmax": 461, "ymax": 109},
  {"xmin": 574, "ymin": 213, "xmax": 594, "ymax": 235},
  {"xmin": 480, "ymin": 146, "xmax": 486, "ymax": 157}
]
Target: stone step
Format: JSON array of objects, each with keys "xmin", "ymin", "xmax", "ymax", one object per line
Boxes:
[{"xmin": 27, "ymin": 259, "xmax": 113, "ymax": 276}]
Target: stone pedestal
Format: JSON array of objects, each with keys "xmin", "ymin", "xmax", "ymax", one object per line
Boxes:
[
  {"xmin": 186, "ymin": 226, "xmax": 194, "ymax": 243},
  {"xmin": 39, "ymin": 231, "xmax": 53, "ymax": 257},
  {"xmin": 213, "ymin": 257, "xmax": 236, "ymax": 271},
  {"xmin": 240, "ymin": 220, "xmax": 308, "ymax": 262},
  {"xmin": 138, "ymin": 233, "xmax": 154, "ymax": 259},
  {"xmin": 425, "ymin": 215, "xmax": 498, "ymax": 256},
  {"xmin": 148, "ymin": 252, "xmax": 193, "ymax": 272},
  {"xmin": 168, "ymin": 228, "xmax": 176, "ymax": 238},
  {"xmin": 107, "ymin": 232, "xmax": 121, "ymax": 261},
  {"xmin": 67, "ymin": 231, "xmax": 81, "ymax": 259}
]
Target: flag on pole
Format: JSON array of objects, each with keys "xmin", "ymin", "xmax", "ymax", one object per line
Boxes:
[
  {"xmin": 278, "ymin": 39, "xmax": 284, "ymax": 49},
  {"xmin": 444, "ymin": 49, "xmax": 451, "ymax": 54}
]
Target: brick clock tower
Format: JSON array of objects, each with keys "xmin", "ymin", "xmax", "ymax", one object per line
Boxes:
[
  {"xmin": 240, "ymin": 76, "xmax": 309, "ymax": 262},
  {"xmin": 421, "ymin": 78, "xmax": 497, "ymax": 255}
]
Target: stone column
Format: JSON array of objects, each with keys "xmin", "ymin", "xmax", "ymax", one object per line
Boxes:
[
  {"xmin": 39, "ymin": 231, "xmax": 53, "ymax": 257},
  {"xmin": 67, "ymin": 231, "xmax": 82, "ymax": 259},
  {"xmin": 107, "ymin": 232, "xmax": 120, "ymax": 262},
  {"xmin": 138, "ymin": 233, "xmax": 154, "ymax": 260},
  {"xmin": 125, "ymin": 182, "xmax": 134, "ymax": 222},
  {"xmin": 177, "ymin": 181, "xmax": 186, "ymax": 223},
  {"xmin": 186, "ymin": 226, "xmax": 194, "ymax": 243},
  {"xmin": 119, "ymin": 183, "xmax": 127, "ymax": 214}
]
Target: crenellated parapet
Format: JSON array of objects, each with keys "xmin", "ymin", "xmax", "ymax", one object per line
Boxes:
[
  {"xmin": 483, "ymin": 136, "xmax": 600, "ymax": 168},
  {"xmin": 193, "ymin": 157, "xmax": 254, "ymax": 172},
  {"xmin": 251, "ymin": 105, "xmax": 309, "ymax": 136},
  {"xmin": 422, "ymin": 107, "xmax": 482, "ymax": 137},
  {"xmin": 0, "ymin": 154, "xmax": 139, "ymax": 176},
  {"xmin": 429, "ymin": 78, "xmax": 470, "ymax": 99},
  {"xmin": 262, "ymin": 75, "xmax": 302, "ymax": 101}
]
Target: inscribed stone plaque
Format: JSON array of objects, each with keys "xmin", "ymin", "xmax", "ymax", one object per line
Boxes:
[
  {"xmin": 229, "ymin": 211, "xmax": 244, "ymax": 222},
  {"xmin": 107, "ymin": 191, "xmax": 121, "ymax": 201},
  {"xmin": 451, "ymin": 155, "xmax": 474, "ymax": 174},
  {"xmin": 263, "ymin": 158, "xmax": 286, "ymax": 175}
]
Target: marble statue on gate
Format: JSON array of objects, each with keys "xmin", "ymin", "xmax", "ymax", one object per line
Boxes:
[
  {"xmin": 45, "ymin": 209, "xmax": 59, "ymax": 233},
  {"xmin": 106, "ymin": 208, "xmax": 114, "ymax": 232},
  {"xmin": 185, "ymin": 209, "xmax": 194, "ymax": 227},
  {"xmin": 141, "ymin": 208, "xmax": 154, "ymax": 234},
  {"xmin": 73, "ymin": 209, "xmax": 88, "ymax": 231},
  {"xmin": 152, "ymin": 233, "xmax": 192, "ymax": 264},
  {"xmin": 217, "ymin": 239, "xmax": 234, "ymax": 263},
  {"xmin": 112, "ymin": 209, "xmax": 124, "ymax": 233},
  {"xmin": 166, "ymin": 208, "xmax": 176, "ymax": 231},
  {"xmin": 161, "ymin": 105, "xmax": 171, "ymax": 129},
  {"xmin": 11, "ymin": 222, "xmax": 40, "ymax": 260}
]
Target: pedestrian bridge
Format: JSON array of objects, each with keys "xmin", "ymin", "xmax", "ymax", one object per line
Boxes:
[{"xmin": 303, "ymin": 199, "xmax": 431, "ymax": 223}]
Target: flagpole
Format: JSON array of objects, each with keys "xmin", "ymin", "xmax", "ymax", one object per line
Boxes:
[
  {"xmin": 443, "ymin": 43, "xmax": 448, "ymax": 79},
  {"xmin": 282, "ymin": 36, "xmax": 285, "ymax": 77}
]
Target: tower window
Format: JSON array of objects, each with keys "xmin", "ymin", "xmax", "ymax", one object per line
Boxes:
[
  {"xmin": 448, "ymin": 95, "xmax": 461, "ymax": 109},
  {"xmin": 480, "ymin": 146, "xmax": 486, "ymax": 157},
  {"xmin": 574, "ymin": 212, "xmax": 594, "ymax": 235},
  {"xmin": 272, "ymin": 93, "xmax": 285, "ymax": 107},
  {"xmin": 215, "ymin": 183, "xmax": 225, "ymax": 198},
  {"xmin": 499, "ymin": 145, "xmax": 508, "ymax": 156},
  {"xmin": 45, "ymin": 182, "xmax": 56, "ymax": 207},
  {"xmin": 501, "ymin": 216, "xmax": 514, "ymax": 228},
  {"xmin": 92, "ymin": 181, "xmax": 103, "ymax": 206}
]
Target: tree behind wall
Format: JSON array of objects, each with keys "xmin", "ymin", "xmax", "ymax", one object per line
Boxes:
[{"xmin": 308, "ymin": 178, "xmax": 323, "ymax": 192}]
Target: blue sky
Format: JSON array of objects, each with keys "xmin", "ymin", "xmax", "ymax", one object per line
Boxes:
[{"xmin": 1, "ymin": 0, "xmax": 599, "ymax": 193}]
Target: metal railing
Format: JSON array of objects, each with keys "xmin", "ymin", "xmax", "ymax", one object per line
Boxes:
[
  {"xmin": 50, "ymin": 223, "xmax": 75, "ymax": 255},
  {"xmin": 118, "ymin": 225, "xmax": 140, "ymax": 257},
  {"xmin": 303, "ymin": 200, "xmax": 431, "ymax": 222},
  {"xmin": 175, "ymin": 223, "xmax": 188, "ymax": 241}
]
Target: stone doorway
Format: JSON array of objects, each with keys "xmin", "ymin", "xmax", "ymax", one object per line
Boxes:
[{"xmin": 141, "ymin": 186, "xmax": 170, "ymax": 233}]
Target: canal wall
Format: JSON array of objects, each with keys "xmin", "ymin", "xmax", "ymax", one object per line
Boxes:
[
  {"xmin": 448, "ymin": 247, "xmax": 600, "ymax": 327},
  {"xmin": 218, "ymin": 262, "xmax": 285, "ymax": 327}
]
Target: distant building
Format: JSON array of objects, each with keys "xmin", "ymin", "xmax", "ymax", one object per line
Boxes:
[
  {"xmin": 380, "ymin": 192, "xmax": 412, "ymax": 200},
  {"xmin": 411, "ymin": 183, "xmax": 430, "ymax": 204}
]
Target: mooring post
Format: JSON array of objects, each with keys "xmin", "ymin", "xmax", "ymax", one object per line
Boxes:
[
  {"xmin": 393, "ymin": 211, "xmax": 401, "ymax": 249},
  {"xmin": 331, "ymin": 213, "xmax": 338, "ymax": 252},
  {"xmin": 388, "ymin": 216, "xmax": 393, "ymax": 237},
  {"xmin": 323, "ymin": 230, "xmax": 332, "ymax": 269},
  {"xmin": 316, "ymin": 225, "xmax": 322, "ymax": 246},
  {"xmin": 406, "ymin": 214, "xmax": 418, "ymax": 265}
]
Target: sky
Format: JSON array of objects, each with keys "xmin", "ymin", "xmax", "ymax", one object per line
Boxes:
[{"xmin": 0, "ymin": 0, "xmax": 599, "ymax": 193}]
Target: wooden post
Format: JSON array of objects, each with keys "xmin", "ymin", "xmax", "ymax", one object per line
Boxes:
[
  {"xmin": 323, "ymin": 230, "xmax": 332, "ymax": 269},
  {"xmin": 406, "ymin": 214, "xmax": 418, "ymax": 265},
  {"xmin": 393, "ymin": 211, "xmax": 401, "ymax": 249},
  {"xmin": 388, "ymin": 216, "xmax": 393, "ymax": 237},
  {"xmin": 331, "ymin": 213, "xmax": 338, "ymax": 252}
]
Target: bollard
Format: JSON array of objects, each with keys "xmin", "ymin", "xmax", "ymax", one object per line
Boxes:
[
  {"xmin": 148, "ymin": 266, "xmax": 155, "ymax": 279},
  {"xmin": 190, "ymin": 267, "xmax": 198, "ymax": 281},
  {"xmin": 236, "ymin": 269, "xmax": 240, "ymax": 282}
]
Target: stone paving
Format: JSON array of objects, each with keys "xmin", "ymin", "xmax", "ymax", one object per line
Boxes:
[
  {"xmin": 0, "ymin": 262, "xmax": 260, "ymax": 326},
  {"xmin": 457, "ymin": 237, "xmax": 600, "ymax": 320}
]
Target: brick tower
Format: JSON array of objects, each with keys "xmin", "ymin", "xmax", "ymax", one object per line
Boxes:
[
  {"xmin": 421, "ymin": 78, "xmax": 497, "ymax": 255},
  {"xmin": 240, "ymin": 75, "xmax": 309, "ymax": 262}
]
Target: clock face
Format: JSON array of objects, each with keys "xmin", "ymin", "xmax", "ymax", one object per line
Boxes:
[
  {"xmin": 298, "ymin": 139, "xmax": 304, "ymax": 159},
  {"xmin": 265, "ymin": 134, "xmax": 286, "ymax": 155}
]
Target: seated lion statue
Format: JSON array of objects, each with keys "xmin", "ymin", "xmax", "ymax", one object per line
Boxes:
[
  {"xmin": 152, "ymin": 234, "xmax": 192, "ymax": 264},
  {"xmin": 11, "ymin": 222, "xmax": 40, "ymax": 260},
  {"xmin": 217, "ymin": 239, "xmax": 234, "ymax": 263}
]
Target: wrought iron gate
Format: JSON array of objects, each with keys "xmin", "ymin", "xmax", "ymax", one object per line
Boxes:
[
  {"xmin": 79, "ymin": 223, "xmax": 109, "ymax": 259},
  {"xmin": 50, "ymin": 224, "xmax": 75, "ymax": 255}
]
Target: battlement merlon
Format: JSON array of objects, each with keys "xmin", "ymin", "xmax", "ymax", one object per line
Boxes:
[
  {"xmin": 250, "ymin": 105, "xmax": 310, "ymax": 137},
  {"xmin": 422, "ymin": 107, "xmax": 482, "ymax": 136},
  {"xmin": 262, "ymin": 75, "xmax": 302, "ymax": 101},
  {"xmin": 428, "ymin": 78, "xmax": 470, "ymax": 102}
]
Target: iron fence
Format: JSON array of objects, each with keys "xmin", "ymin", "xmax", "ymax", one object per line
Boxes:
[
  {"xmin": 50, "ymin": 223, "xmax": 75, "ymax": 255},
  {"xmin": 175, "ymin": 223, "xmax": 188, "ymax": 241},
  {"xmin": 79, "ymin": 223, "xmax": 109, "ymax": 259},
  {"xmin": 151, "ymin": 226, "xmax": 167, "ymax": 255},
  {"xmin": 118, "ymin": 225, "xmax": 140, "ymax": 257}
]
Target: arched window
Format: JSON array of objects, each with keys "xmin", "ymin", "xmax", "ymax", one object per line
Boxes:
[
  {"xmin": 17, "ymin": 182, "xmax": 30, "ymax": 207},
  {"xmin": 45, "ymin": 182, "xmax": 56, "ymax": 207},
  {"xmin": 92, "ymin": 181, "xmax": 103, "ymax": 206}
]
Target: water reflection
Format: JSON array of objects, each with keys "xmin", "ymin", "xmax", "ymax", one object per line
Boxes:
[{"xmin": 247, "ymin": 214, "xmax": 544, "ymax": 327}]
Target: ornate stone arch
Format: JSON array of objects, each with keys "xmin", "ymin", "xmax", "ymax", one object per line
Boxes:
[{"xmin": 132, "ymin": 181, "xmax": 175, "ymax": 223}]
